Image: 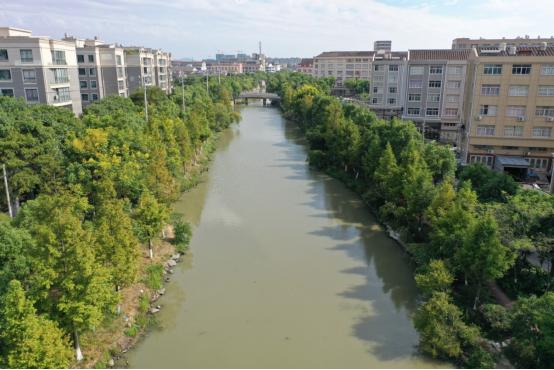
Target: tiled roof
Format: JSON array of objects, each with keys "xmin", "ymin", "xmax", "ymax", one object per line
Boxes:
[
  {"xmin": 477, "ymin": 46, "xmax": 554, "ymax": 57},
  {"xmin": 409, "ymin": 49, "xmax": 473, "ymax": 60},
  {"xmin": 315, "ymin": 51, "xmax": 374, "ymax": 58},
  {"xmin": 299, "ymin": 58, "xmax": 313, "ymax": 66}
]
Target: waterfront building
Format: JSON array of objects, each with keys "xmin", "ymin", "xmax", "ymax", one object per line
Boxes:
[
  {"xmin": 453, "ymin": 36, "xmax": 554, "ymax": 50},
  {"xmin": 125, "ymin": 46, "xmax": 171, "ymax": 94},
  {"xmin": 297, "ymin": 58, "xmax": 313, "ymax": 75},
  {"xmin": 0, "ymin": 27, "xmax": 82, "ymax": 114},
  {"xmin": 206, "ymin": 61, "xmax": 243, "ymax": 75},
  {"xmin": 312, "ymin": 51, "xmax": 373, "ymax": 93}
]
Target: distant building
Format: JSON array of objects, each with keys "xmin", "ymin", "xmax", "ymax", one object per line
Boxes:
[
  {"xmin": 206, "ymin": 61, "xmax": 243, "ymax": 75},
  {"xmin": 125, "ymin": 46, "xmax": 171, "ymax": 94},
  {"xmin": 374, "ymin": 40, "xmax": 392, "ymax": 52},
  {"xmin": 265, "ymin": 63, "xmax": 281, "ymax": 73},
  {"xmin": 297, "ymin": 58, "xmax": 313, "ymax": 75},
  {"xmin": 0, "ymin": 27, "xmax": 82, "ymax": 114},
  {"xmin": 452, "ymin": 36, "xmax": 554, "ymax": 50},
  {"xmin": 312, "ymin": 51, "xmax": 374, "ymax": 92}
]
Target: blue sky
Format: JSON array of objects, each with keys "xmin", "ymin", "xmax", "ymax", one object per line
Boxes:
[{"xmin": 2, "ymin": 0, "xmax": 554, "ymax": 60}]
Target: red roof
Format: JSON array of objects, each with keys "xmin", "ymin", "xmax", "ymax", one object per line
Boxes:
[{"xmin": 409, "ymin": 49, "xmax": 473, "ymax": 60}]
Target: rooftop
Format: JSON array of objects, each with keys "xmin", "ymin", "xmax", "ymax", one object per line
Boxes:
[
  {"xmin": 409, "ymin": 49, "xmax": 473, "ymax": 60},
  {"xmin": 315, "ymin": 51, "xmax": 374, "ymax": 58},
  {"xmin": 477, "ymin": 46, "xmax": 554, "ymax": 57}
]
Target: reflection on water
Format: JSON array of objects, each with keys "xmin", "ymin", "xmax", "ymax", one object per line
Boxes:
[{"xmin": 127, "ymin": 105, "xmax": 446, "ymax": 368}]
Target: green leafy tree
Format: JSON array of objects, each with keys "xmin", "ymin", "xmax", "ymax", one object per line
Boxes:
[
  {"xmin": 134, "ymin": 191, "xmax": 169, "ymax": 259},
  {"xmin": 0, "ymin": 280, "xmax": 73, "ymax": 368},
  {"xmin": 458, "ymin": 164, "xmax": 518, "ymax": 202},
  {"xmin": 415, "ymin": 260, "xmax": 454, "ymax": 297},
  {"xmin": 0, "ymin": 222, "xmax": 33, "ymax": 294}
]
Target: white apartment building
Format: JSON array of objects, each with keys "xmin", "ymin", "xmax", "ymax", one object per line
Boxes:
[
  {"xmin": 368, "ymin": 50, "xmax": 408, "ymax": 119},
  {"xmin": 0, "ymin": 27, "xmax": 82, "ymax": 114},
  {"xmin": 312, "ymin": 51, "xmax": 373, "ymax": 93}
]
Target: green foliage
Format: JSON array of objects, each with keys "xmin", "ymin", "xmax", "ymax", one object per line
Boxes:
[
  {"xmin": 173, "ymin": 218, "xmax": 192, "ymax": 254},
  {"xmin": 144, "ymin": 264, "xmax": 164, "ymax": 290},
  {"xmin": 0, "ymin": 222, "xmax": 33, "ymax": 295},
  {"xmin": 415, "ymin": 260, "xmax": 454, "ymax": 297},
  {"xmin": 458, "ymin": 164, "xmax": 518, "ymax": 202}
]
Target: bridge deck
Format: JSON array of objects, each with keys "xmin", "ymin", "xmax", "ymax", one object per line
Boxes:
[{"xmin": 238, "ymin": 92, "xmax": 281, "ymax": 100}]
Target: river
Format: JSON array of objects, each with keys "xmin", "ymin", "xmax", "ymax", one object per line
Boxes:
[{"xmin": 127, "ymin": 105, "xmax": 444, "ymax": 368}]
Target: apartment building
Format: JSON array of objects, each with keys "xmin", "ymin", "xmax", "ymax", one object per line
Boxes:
[
  {"xmin": 243, "ymin": 60, "xmax": 264, "ymax": 73},
  {"xmin": 374, "ymin": 40, "xmax": 392, "ymax": 52},
  {"xmin": 153, "ymin": 49, "xmax": 171, "ymax": 94},
  {"xmin": 63, "ymin": 36, "xmax": 128, "ymax": 108},
  {"xmin": 368, "ymin": 50, "xmax": 408, "ymax": 120},
  {"xmin": 453, "ymin": 36, "xmax": 554, "ymax": 50},
  {"xmin": 312, "ymin": 51, "xmax": 373, "ymax": 93},
  {"xmin": 0, "ymin": 27, "xmax": 82, "ymax": 114},
  {"xmin": 297, "ymin": 58, "xmax": 313, "ymax": 74},
  {"xmin": 206, "ymin": 61, "xmax": 243, "ymax": 75},
  {"xmin": 403, "ymin": 49, "xmax": 477, "ymax": 144},
  {"xmin": 464, "ymin": 44, "xmax": 554, "ymax": 176},
  {"xmin": 124, "ymin": 47, "xmax": 155, "ymax": 94}
]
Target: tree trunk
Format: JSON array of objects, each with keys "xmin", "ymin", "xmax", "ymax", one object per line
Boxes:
[
  {"xmin": 473, "ymin": 283, "xmax": 481, "ymax": 310},
  {"xmin": 74, "ymin": 328, "xmax": 83, "ymax": 362},
  {"xmin": 148, "ymin": 239, "xmax": 153, "ymax": 259},
  {"xmin": 116, "ymin": 285, "xmax": 121, "ymax": 315},
  {"xmin": 161, "ymin": 228, "xmax": 166, "ymax": 239}
]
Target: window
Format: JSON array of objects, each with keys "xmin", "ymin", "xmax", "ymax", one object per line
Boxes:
[
  {"xmin": 446, "ymin": 95, "xmax": 459, "ymax": 103},
  {"xmin": 0, "ymin": 69, "xmax": 11, "ymax": 80},
  {"xmin": 92, "ymin": 93, "xmax": 98, "ymax": 101},
  {"xmin": 52, "ymin": 68, "xmax": 69, "ymax": 83},
  {"xmin": 407, "ymin": 107, "xmax": 420, "ymax": 115},
  {"xmin": 541, "ymin": 64, "xmax": 554, "ymax": 75},
  {"xmin": 117, "ymin": 67, "xmax": 125, "ymax": 78},
  {"xmin": 409, "ymin": 79, "xmax": 422, "ymax": 88},
  {"xmin": 24, "ymin": 88, "xmax": 39, "ymax": 103},
  {"xmin": 426, "ymin": 108, "xmax": 439, "ymax": 116},
  {"xmin": 408, "ymin": 94, "xmax": 421, "ymax": 101},
  {"xmin": 373, "ymin": 75, "xmax": 384, "ymax": 81},
  {"xmin": 536, "ymin": 106, "xmax": 554, "ymax": 117},
  {"xmin": 116, "ymin": 55, "xmax": 122, "ymax": 65},
  {"xmin": 55, "ymin": 87, "xmax": 71, "ymax": 102},
  {"xmin": 444, "ymin": 108, "xmax": 458, "ymax": 117},
  {"xmin": 479, "ymin": 105, "xmax": 497, "ymax": 116},
  {"xmin": 477, "ymin": 125, "xmax": 495, "ymax": 136},
  {"xmin": 51, "ymin": 50, "xmax": 66, "ymax": 65},
  {"xmin": 20, "ymin": 49, "xmax": 33, "ymax": 63},
  {"xmin": 484, "ymin": 64, "xmax": 502, "ymax": 75},
  {"xmin": 410, "ymin": 66, "xmax": 424, "ymax": 75},
  {"xmin": 532, "ymin": 127, "xmax": 552, "ymax": 137},
  {"xmin": 429, "ymin": 65, "xmax": 443, "ymax": 74},
  {"xmin": 508, "ymin": 85, "xmax": 529, "ymax": 96},
  {"xmin": 373, "ymin": 87, "xmax": 380, "ymax": 94},
  {"xmin": 372, "ymin": 98, "xmax": 379, "ymax": 104},
  {"xmin": 481, "ymin": 84, "xmax": 500, "ymax": 96},
  {"xmin": 504, "ymin": 126, "xmax": 523, "ymax": 137},
  {"xmin": 80, "ymin": 80, "xmax": 88, "ymax": 89},
  {"xmin": 447, "ymin": 80, "xmax": 461, "ymax": 89},
  {"xmin": 389, "ymin": 65, "xmax": 399, "ymax": 72},
  {"xmin": 512, "ymin": 64, "xmax": 531, "ymax": 75},
  {"xmin": 88, "ymin": 55, "xmax": 94, "ymax": 63},
  {"xmin": 77, "ymin": 55, "xmax": 85, "ymax": 63},
  {"xmin": 448, "ymin": 66, "xmax": 463, "ymax": 75},
  {"xmin": 89, "ymin": 68, "xmax": 96, "ymax": 76},
  {"xmin": 389, "ymin": 87, "xmax": 397, "ymax": 94},
  {"xmin": 118, "ymin": 80, "xmax": 125, "ymax": 90},
  {"xmin": 470, "ymin": 155, "xmax": 493, "ymax": 167},
  {"xmin": 428, "ymin": 94, "xmax": 440, "ymax": 102},
  {"xmin": 528, "ymin": 158, "xmax": 549, "ymax": 169},
  {"xmin": 506, "ymin": 106, "xmax": 526, "ymax": 118},
  {"xmin": 428, "ymin": 80, "xmax": 442, "ymax": 88},
  {"xmin": 388, "ymin": 98, "xmax": 396, "ymax": 104},
  {"xmin": 374, "ymin": 65, "xmax": 384, "ymax": 71},
  {"xmin": 81, "ymin": 93, "xmax": 89, "ymax": 101},
  {"xmin": 90, "ymin": 80, "xmax": 97, "ymax": 88},
  {"xmin": 79, "ymin": 68, "xmax": 86, "ymax": 76},
  {"xmin": 538, "ymin": 85, "xmax": 554, "ymax": 96},
  {"xmin": 0, "ymin": 49, "xmax": 7, "ymax": 61},
  {"xmin": 0, "ymin": 89, "xmax": 14, "ymax": 97},
  {"xmin": 22, "ymin": 69, "xmax": 36, "ymax": 83}
]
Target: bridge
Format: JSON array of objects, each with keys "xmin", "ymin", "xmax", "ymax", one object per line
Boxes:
[{"xmin": 236, "ymin": 91, "xmax": 281, "ymax": 106}]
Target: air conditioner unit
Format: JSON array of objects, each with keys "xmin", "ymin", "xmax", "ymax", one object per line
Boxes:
[
  {"xmin": 547, "ymin": 116, "xmax": 554, "ymax": 122},
  {"xmin": 475, "ymin": 115, "xmax": 483, "ymax": 121},
  {"xmin": 517, "ymin": 116, "xmax": 526, "ymax": 121}
]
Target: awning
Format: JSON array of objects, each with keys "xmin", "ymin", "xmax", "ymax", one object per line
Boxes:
[{"xmin": 496, "ymin": 156, "xmax": 530, "ymax": 168}]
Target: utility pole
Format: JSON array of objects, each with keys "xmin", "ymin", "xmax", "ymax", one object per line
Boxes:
[
  {"xmin": 206, "ymin": 71, "xmax": 209, "ymax": 94},
  {"xmin": 180, "ymin": 72, "xmax": 185, "ymax": 112},
  {"xmin": 143, "ymin": 79, "xmax": 148, "ymax": 122},
  {"xmin": 2, "ymin": 164, "xmax": 13, "ymax": 219}
]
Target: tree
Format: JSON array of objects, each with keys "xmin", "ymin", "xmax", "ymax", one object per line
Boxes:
[
  {"xmin": 371, "ymin": 142, "xmax": 401, "ymax": 204},
  {"xmin": 0, "ymin": 280, "xmax": 73, "ymax": 368},
  {"xmin": 458, "ymin": 164, "xmax": 518, "ymax": 202},
  {"xmin": 415, "ymin": 260, "xmax": 454, "ymax": 297},
  {"xmin": 455, "ymin": 213, "xmax": 514, "ymax": 308},
  {"xmin": 0, "ymin": 222, "xmax": 33, "ymax": 294},
  {"xmin": 134, "ymin": 191, "xmax": 169, "ymax": 259}
]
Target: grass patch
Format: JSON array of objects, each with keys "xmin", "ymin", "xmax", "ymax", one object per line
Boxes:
[{"xmin": 144, "ymin": 264, "xmax": 164, "ymax": 290}]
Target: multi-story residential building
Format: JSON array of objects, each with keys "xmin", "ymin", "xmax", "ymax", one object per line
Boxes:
[
  {"xmin": 374, "ymin": 40, "xmax": 392, "ymax": 52},
  {"xmin": 368, "ymin": 49, "xmax": 408, "ymax": 119},
  {"xmin": 0, "ymin": 27, "xmax": 82, "ymax": 114},
  {"xmin": 453, "ymin": 36, "xmax": 554, "ymax": 50},
  {"xmin": 403, "ymin": 49, "xmax": 477, "ymax": 144},
  {"xmin": 243, "ymin": 60, "xmax": 264, "ymax": 73},
  {"xmin": 171, "ymin": 60, "xmax": 206, "ymax": 78},
  {"xmin": 206, "ymin": 61, "xmax": 243, "ymax": 75},
  {"xmin": 63, "ymin": 35, "xmax": 128, "ymax": 108},
  {"xmin": 464, "ymin": 44, "xmax": 554, "ymax": 177},
  {"xmin": 124, "ymin": 47, "xmax": 155, "ymax": 94},
  {"xmin": 297, "ymin": 58, "xmax": 313, "ymax": 75},
  {"xmin": 153, "ymin": 49, "xmax": 171, "ymax": 94},
  {"xmin": 312, "ymin": 51, "xmax": 373, "ymax": 93}
]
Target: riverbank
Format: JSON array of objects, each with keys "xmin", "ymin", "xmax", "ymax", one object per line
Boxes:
[{"xmin": 77, "ymin": 134, "xmax": 219, "ymax": 369}]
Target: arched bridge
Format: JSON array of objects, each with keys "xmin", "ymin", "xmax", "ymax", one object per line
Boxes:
[{"xmin": 236, "ymin": 91, "xmax": 281, "ymax": 106}]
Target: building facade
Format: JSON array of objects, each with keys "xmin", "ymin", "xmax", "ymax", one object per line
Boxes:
[
  {"xmin": 368, "ymin": 50, "xmax": 408, "ymax": 119},
  {"xmin": 0, "ymin": 27, "xmax": 82, "ymax": 114},
  {"xmin": 153, "ymin": 49, "xmax": 171, "ymax": 94},
  {"xmin": 206, "ymin": 62, "xmax": 243, "ymax": 75},
  {"xmin": 464, "ymin": 45, "xmax": 554, "ymax": 175},
  {"xmin": 402, "ymin": 49, "xmax": 476, "ymax": 144},
  {"xmin": 124, "ymin": 47, "xmax": 155, "ymax": 94},
  {"xmin": 297, "ymin": 58, "xmax": 313, "ymax": 74},
  {"xmin": 312, "ymin": 51, "xmax": 373, "ymax": 92},
  {"xmin": 453, "ymin": 36, "xmax": 554, "ymax": 50}
]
